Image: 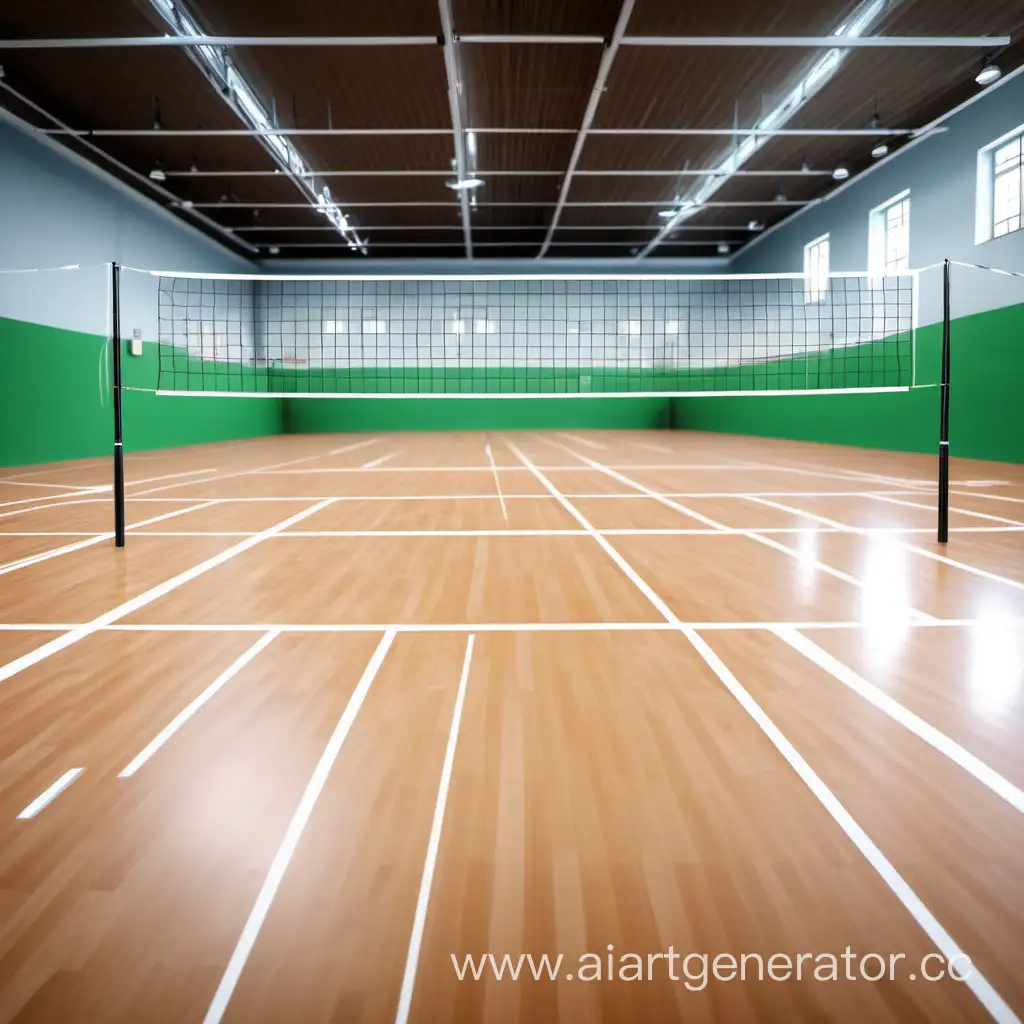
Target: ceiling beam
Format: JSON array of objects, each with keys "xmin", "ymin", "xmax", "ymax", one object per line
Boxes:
[
  {"xmin": 37, "ymin": 126, "xmax": 919, "ymax": 138},
  {"xmin": 0, "ymin": 34, "xmax": 1008, "ymax": 49},
  {"xmin": 191, "ymin": 200, "xmax": 810, "ymax": 208},
  {"xmin": 437, "ymin": 0, "xmax": 473, "ymax": 257},
  {"xmin": 259, "ymin": 240, "xmax": 733, "ymax": 248},
  {"xmin": 537, "ymin": 0, "xmax": 636, "ymax": 259},
  {"xmin": 234, "ymin": 224, "xmax": 755, "ymax": 232},
  {"xmin": 165, "ymin": 167, "xmax": 835, "ymax": 177}
]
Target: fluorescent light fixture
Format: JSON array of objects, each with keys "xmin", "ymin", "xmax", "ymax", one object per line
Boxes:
[
  {"xmin": 446, "ymin": 177, "xmax": 485, "ymax": 191},
  {"xmin": 641, "ymin": 0, "xmax": 886, "ymax": 255},
  {"xmin": 833, "ymin": 165, "xmax": 851, "ymax": 180},
  {"xmin": 149, "ymin": 167, "xmax": 166, "ymax": 182},
  {"xmin": 871, "ymin": 142, "xmax": 889, "ymax": 159},
  {"xmin": 657, "ymin": 209, "xmax": 678, "ymax": 218},
  {"xmin": 146, "ymin": 0, "xmax": 366, "ymax": 252},
  {"xmin": 976, "ymin": 63, "xmax": 1002, "ymax": 86}
]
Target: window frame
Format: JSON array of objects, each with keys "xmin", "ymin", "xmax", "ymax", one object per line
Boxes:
[
  {"xmin": 976, "ymin": 123, "xmax": 1024, "ymax": 245},
  {"xmin": 868, "ymin": 191, "xmax": 911, "ymax": 278},
  {"xmin": 803, "ymin": 232, "xmax": 831, "ymax": 304}
]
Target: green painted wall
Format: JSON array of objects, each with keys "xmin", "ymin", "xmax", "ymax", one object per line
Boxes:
[
  {"xmin": 284, "ymin": 395, "xmax": 672, "ymax": 433},
  {"xmin": 0, "ymin": 317, "xmax": 283, "ymax": 468},
  {"xmin": 673, "ymin": 303, "xmax": 1024, "ymax": 464}
]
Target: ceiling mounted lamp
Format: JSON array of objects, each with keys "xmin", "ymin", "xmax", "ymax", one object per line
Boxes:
[
  {"xmin": 871, "ymin": 141, "xmax": 889, "ymax": 159},
  {"xmin": 268, "ymin": 246, "xmax": 280, "ymax": 255},
  {"xmin": 833, "ymin": 165, "xmax": 851, "ymax": 181},
  {"xmin": 747, "ymin": 220, "xmax": 764, "ymax": 232},
  {"xmin": 976, "ymin": 61, "xmax": 1002, "ymax": 86},
  {"xmin": 717, "ymin": 243, "xmax": 730, "ymax": 254},
  {"xmin": 446, "ymin": 177, "xmax": 485, "ymax": 191},
  {"xmin": 148, "ymin": 165, "xmax": 166, "ymax": 182},
  {"xmin": 801, "ymin": 157, "xmax": 812, "ymax": 173},
  {"xmin": 775, "ymin": 185, "xmax": 788, "ymax": 203}
]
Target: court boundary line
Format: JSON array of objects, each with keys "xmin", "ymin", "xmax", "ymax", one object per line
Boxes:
[
  {"xmin": 0, "ymin": 498, "xmax": 338, "ymax": 686},
  {"xmin": 685, "ymin": 630, "xmax": 1017, "ymax": 1024},
  {"xmin": 542, "ymin": 438, "xmax": 936, "ymax": 621},
  {"xmin": 118, "ymin": 630, "xmax": 281, "ymax": 778},
  {"xmin": 0, "ymin": 501, "xmax": 224, "ymax": 576},
  {"xmin": 483, "ymin": 442, "xmax": 508, "ymax": 522},
  {"xmin": 507, "ymin": 439, "xmax": 1015, "ymax": 1022},
  {"xmin": 774, "ymin": 627, "xmax": 1024, "ymax": 816},
  {"xmin": 16, "ymin": 767, "xmax": 85, "ymax": 819},
  {"xmin": 868, "ymin": 493, "xmax": 1024, "ymax": 527},
  {"xmin": 201, "ymin": 630, "xmax": 395, "ymax": 1024},
  {"xmin": 395, "ymin": 634, "xmax": 475, "ymax": 1024}
]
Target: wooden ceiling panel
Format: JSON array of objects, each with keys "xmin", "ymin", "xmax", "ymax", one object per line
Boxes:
[
  {"xmin": 627, "ymin": 0, "xmax": 856, "ymax": 35},
  {"xmin": 188, "ymin": 0, "xmax": 440, "ymax": 34},
  {"xmin": 450, "ymin": 0, "xmax": 623, "ymax": 35}
]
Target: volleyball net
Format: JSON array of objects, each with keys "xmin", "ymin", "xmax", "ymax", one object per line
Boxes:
[{"xmin": 142, "ymin": 270, "xmax": 918, "ymax": 399}]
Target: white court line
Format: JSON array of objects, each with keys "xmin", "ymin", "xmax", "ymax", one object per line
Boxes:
[
  {"xmin": 951, "ymin": 490, "xmax": 1024, "ymax": 505},
  {"xmin": 125, "ymin": 467, "xmax": 219, "ymax": 488},
  {"xmin": 0, "ymin": 498, "xmax": 337, "ymax": 686},
  {"xmin": 395, "ymin": 635, "xmax": 474, "ymax": 1024},
  {"xmin": 0, "ymin": 497, "xmax": 103, "ymax": 521},
  {"xmin": 685, "ymin": 630, "xmax": 1017, "ymax": 1024},
  {"xmin": 868, "ymin": 493, "xmax": 1024, "ymax": 527},
  {"xmin": 774, "ymin": 627, "xmax": 1024, "ymax": 816},
  {"xmin": 635, "ymin": 442, "xmax": 673, "ymax": 454},
  {"xmin": 753, "ymin": 497, "xmax": 1024, "ymax": 594},
  {"xmin": 1, "ymin": 617, "xmax": 1022, "ymax": 635},
  {"xmin": 510, "ymin": 441, "xmax": 1015, "ymax": 1023},
  {"xmin": 202, "ymin": 630, "xmax": 395, "ymax": 1024},
  {"xmin": 0, "ymin": 501, "xmax": 223, "ymax": 576},
  {"xmin": 506, "ymin": 442, "xmax": 678, "ymax": 622},
  {"xmin": 745, "ymin": 495, "xmax": 853, "ymax": 531},
  {"xmin": 484, "ymin": 443, "xmax": 508, "ymax": 523},
  {"xmin": 134, "ymin": 438, "xmax": 380, "ymax": 496},
  {"xmin": 734, "ymin": 457, "xmax": 924, "ymax": 488},
  {"xmin": 360, "ymin": 452, "xmax": 399, "ymax": 469},
  {"xmin": 0, "ymin": 479, "xmax": 102, "ymax": 492},
  {"xmin": 119, "ymin": 630, "xmax": 280, "ymax": 778},
  {"xmin": 546, "ymin": 439, "xmax": 936, "ymax": 618},
  {"xmin": 330, "ymin": 439, "xmax": 381, "ymax": 456},
  {"xmin": 558, "ymin": 433, "xmax": 607, "ymax": 451},
  {"xmin": 16, "ymin": 767, "xmax": 84, "ymax": 819}
]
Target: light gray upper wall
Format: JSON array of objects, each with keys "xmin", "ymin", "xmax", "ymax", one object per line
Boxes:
[
  {"xmin": 732, "ymin": 71, "xmax": 1024, "ymax": 325},
  {"xmin": 0, "ymin": 116, "xmax": 252, "ymax": 340}
]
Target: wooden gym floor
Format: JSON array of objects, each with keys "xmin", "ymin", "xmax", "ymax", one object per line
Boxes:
[{"xmin": 1, "ymin": 429, "xmax": 1023, "ymax": 1023}]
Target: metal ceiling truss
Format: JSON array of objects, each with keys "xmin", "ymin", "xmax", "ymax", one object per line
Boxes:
[
  {"xmin": 0, "ymin": 35, "xmax": 1009, "ymax": 49},
  {"xmin": 164, "ymin": 168, "xmax": 837, "ymax": 177},
  {"xmin": 437, "ymin": 0, "xmax": 473, "ymax": 257}
]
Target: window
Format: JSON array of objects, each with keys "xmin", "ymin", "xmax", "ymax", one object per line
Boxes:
[
  {"xmin": 803, "ymin": 233, "xmax": 830, "ymax": 302},
  {"xmin": 993, "ymin": 134, "xmax": 1023, "ymax": 237},
  {"xmin": 975, "ymin": 124, "xmax": 1023, "ymax": 244},
  {"xmin": 868, "ymin": 191, "xmax": 910, "ymax": 278}
]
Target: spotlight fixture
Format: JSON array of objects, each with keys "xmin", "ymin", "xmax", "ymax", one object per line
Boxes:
[
  {"xmin": 976, "ymin": 62, "xmax": 1002, "ymax": 86},
  {"xmin": 189, "ymin": 158, "xmax": 199, "ymax": 173},
  {"xmin": 747, "ymin": 220, "xmax": 764, "ymax": 232},
  {"xmin": 871, "ymin": 141, "xmax": 889, "ymax": 160},
  {"xmin": 801, "ymin": 157, "xmax": 812, "ymax": 173},
  {"xmin": 717, "ymin": 243, "xmax": 730, "ymax": 254},
  {"xmin": 268, "ymin": 246, "xmax": 280, "ymax": 255},
  {"xmin": 149, "ymin": 166, "xmax": 166, "ymax": 182},
  {"xmin": 833, "ymin": 165, "xmax": 850, "ymax": 181},
  {"xmin": 657, "ymin": 210, "xmax": 678, "ymax": 218},
  {"xmin": 775, "ymin": 185, "xmax": 788, "ymax": 203},
  {"xmin": 446, "ymin": 177, "xmax": 485, "ymax": 191},
  {"xmin": 181, "ymin": 200, "xmax": 194, "ymax": 209}
]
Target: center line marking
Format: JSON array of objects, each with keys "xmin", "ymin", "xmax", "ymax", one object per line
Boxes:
[
  {"xmin": 484, "ymin": 442, "xmax": 509, "ymax": 522},
  {"xmin": 361, "ymin": 452, "xmax": 399, "ymax": 469},
  {"xmin": 17, "ymin": 768, "xmax": 84, "ymax": 819}
]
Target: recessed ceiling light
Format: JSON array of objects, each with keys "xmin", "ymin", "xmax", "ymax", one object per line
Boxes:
[
  {"xmin": 976, "ymin": 63, "xmax": 1002, "ymax": 86},
  {"xmin": 871, "ymin": 142, "xmax": 889, "ymax": 159},
  {"xmin": 833, "ymin": 165, "xmax": 850, "ymax": 181},
  {"xmin": 446, "ymin": 177, "xmax": 485, "ymax": 191},
  {"xmin": 149, "ymin": 167, "xmax": 166, "ymax": 182}
]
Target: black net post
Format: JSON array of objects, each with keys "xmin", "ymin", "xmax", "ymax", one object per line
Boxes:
[
  {"xmin": 937, "ymin": 258, "xmax": 952, "ymax": 544},
  {"xmin": 111, "ymin": 262, "xmax": 125, "ymax": 548}
]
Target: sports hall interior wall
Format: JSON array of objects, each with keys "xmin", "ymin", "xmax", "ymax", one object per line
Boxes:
[
  {"xmin": 674, "ymin": 71, "xmax": 1024, "ymax": 464},
  {"xmin": 0, "ymin": 117, "xmax": 280, "ymax": 468}
]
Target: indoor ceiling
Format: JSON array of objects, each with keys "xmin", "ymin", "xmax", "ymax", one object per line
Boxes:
[{"xmin": 0, "ymin": 0, "xmax": 1021, "ymax": 262}]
